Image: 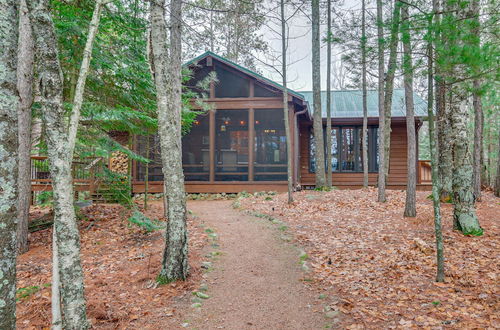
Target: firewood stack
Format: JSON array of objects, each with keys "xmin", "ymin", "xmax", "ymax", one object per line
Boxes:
[{"xmin": 109, "ymin": 151, "xmax": 129, "ymax": 174}]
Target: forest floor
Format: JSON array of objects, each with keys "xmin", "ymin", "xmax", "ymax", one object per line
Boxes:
[
  {"xmin": 16, "ymin": 189, "xmax": 499, "ymax": 329},
  {"xmin": 239, "ymin": 188, "xmax": 499, "ymax": 329}
]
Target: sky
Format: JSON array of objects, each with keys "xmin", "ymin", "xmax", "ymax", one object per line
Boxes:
[{"xmin": 255, "ymin": 0, "xmax": 361, "ymax": 92}]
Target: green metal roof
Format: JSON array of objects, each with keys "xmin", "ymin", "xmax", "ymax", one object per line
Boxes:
[
  {"xmin": 184, "ymin": 51, "xmax": 305, "ymax": 100},
  {"xmin": 300, "ymin": 89, "xmax": 428, "ymax": 118}
]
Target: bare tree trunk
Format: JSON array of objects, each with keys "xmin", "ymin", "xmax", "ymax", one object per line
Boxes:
[
  {"xmin": 150, "ymin": 0, "xmax": 189, "ymax": 281},
  {"xmin": 382, "ymin": 0, "xmax": 402, "ymax": 182},
  {"xmin": 434, "ymin": 0, "xmax": 452, "ymax": 200},
  {"xmin": 361, "ymin": 0, "xmax": 368, "ymax": 188},
  {"xmin": 312, "ymin": 0, "xmax": 326, "ymax": 188},
  {"xmin": 51, "ymin": 229, "xmax": 62, "ymax": 330},
  {"xmin": 17, "ymin": 0, "xmax": 35, "ymax": 254},
  {"xmin": 144, "ymin": 137, "xmax": 150, "ymax": 210},
  {"xmin": 401, "ymin": 5, "xmax": 416, "ymax": 217},
  {"xmin": 325, "ymin": 0, "xmax": 333, "ymax": 188},
  {"xmin": 281, "ymin": 0, "xmax": 294, "ymax": 203},
  {"xmin": 376, "ymin": 0, "xmax": 386, "ymax": 202},
  {"xmin": 0, "ymin": 0, "xmax": 19, "ymax": 327},
  {"xmin": 472, "ymin": 80, "xmax": 483, "ymax": 201},
  {"xmin": 495, "ymin": 134, "xmax": 500, "ymax": 197},
  {"xmin": 444, "ymin": 0, "xmax": 482, "ymax": 235},
  {"xmin": 471, "ymin": 0, "xmax": 483, "ymax": 201},
  {"xmin": 427, "ymin": 2, "xmax": 444, "ymax": 281},
  {"xmin": 27, "ymin": 0, "xmax": 90, "ymax": 327}
]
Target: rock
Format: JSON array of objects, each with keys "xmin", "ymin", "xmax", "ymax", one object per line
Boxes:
[
  {"xmin": 199, "ymin": 283, "xmax": 209, "ymax": 291},
  {"xmin": 191, "ymin": 303, "xmax": 202, "ymax": 308},
  {"xmin": 195, "ymin": 291, "xmax": 210, "ymax": 299},
  {"xmin": 201, "ymin": 262, "xmax": 212, "ymax": 269},
  {"xmin": 413, "ymin": 238, "xmax": 433, "ymax": 255},
  {"xmin": 325, "ymin": 310, "xmax": 340, "ymax": 319}
]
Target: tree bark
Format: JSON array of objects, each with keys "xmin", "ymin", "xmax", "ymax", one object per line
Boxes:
[
  {"xmin": 434, "ymin": 0, "xmax": 452, "ymax": 200},
  {"xmin": 325, "ymin": 0, "xmax": 333, "ymax": 188},
  {"xmin": 471, "ymin": 0, "xmax": 483, "ymax": 201},
  {"xmin": 17, "ymin": 0, "xmax": 35, "ymax": 254},
  {"xmin": 312, "ymin": 0, "xmax": 326, "ymax": 188},
  {"xmin": 361, "ymin": 0, "xmax": 368, "ymax": 188},
  {"xmin": 0, "ymin": 0, "xmax": 19, "ymax": 327},
  {"xmin": 472, "ymin": 80, "xmax": 483, "ymax": 201},
  {"xmin": 495, "ymin": 133, "xmax": 500, "ymax": 197},
  {"xmin": 150, "ymin": 0, "xmax": 189, "ymax": 281},
  {"xmin": 281, "ymin": 0, "xmax": 294, "ymax": 203},
  {"xmin": 442, "ymin": 0, "xmax": 482, "ymax": 235},
  {"xmin": 382, "ymin": 0, "xmax": 402, "ymax": 182},
  {"xmin": 376, "ymin": 0, "xmax": 386, "ymax": 202},
  {"xmin": 27, "ymin": 0, "xmax": 89, "ymax": 327},
  {"xmin": 401, "ymin": 5, "xmax": 416, "ymax": 217},
  {"xmin": 427, "ymin": 1, "xmax": 444, "ymax": 281}
]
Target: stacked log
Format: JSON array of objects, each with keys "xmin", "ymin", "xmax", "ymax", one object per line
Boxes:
[{"xmin": 109, "ymin": 151, "xmax": 129, "ymax": 174}]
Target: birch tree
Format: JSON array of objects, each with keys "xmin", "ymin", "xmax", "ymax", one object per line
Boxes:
[
  {"xmin": 0, "ymin": 0, "xmax": 19, "ymax": 327},
  {"xmin": 401, "ymin": 4, "xmax": 416, "ymax": 217},
  {"xmin": 312, "ymin": 0, "xmax": 327, "ymax": 188},
  {"xmin": 361, "ymin": 0, "xmax": 368, "ymax": 188},
  {"xmin": 17, "ymin": 0, "xmax": 35, "ymax": 254},
  {"xmin": 28, "ymin": 0, "xmax": 110, "ymax": 327},
  {"xmin": 150, "ymin": 0, "xmax": 189, "ymax": 281},
  {"xmin": 439, "ymin": 0, "xmax": 482, "ymax": 235}
]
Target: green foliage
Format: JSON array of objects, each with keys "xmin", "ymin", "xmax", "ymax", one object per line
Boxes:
[
  {"xmin": 127, "ymin": 210, "xmax": 164, "ymax": 233},
  {"xmin": 36, "ymin": 191, "xmax": 54, "ymax": 206},
  {"xmin": 16, "ymin": 284, "xmax": 50, "ymax": 301}
]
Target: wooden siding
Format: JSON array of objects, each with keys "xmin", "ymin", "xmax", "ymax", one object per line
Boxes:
[
  {"xmin": 299, "ymin": 120, "xmax": 418, "ymax": 188},
  {"xmin": 132, "ymin": 181, "xmax": 288, "ymax": 193}
]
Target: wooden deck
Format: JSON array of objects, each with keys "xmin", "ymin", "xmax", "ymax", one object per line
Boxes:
[{"xmin": 30, "ymin": 156, "xmax": 432, "ymax": 195}]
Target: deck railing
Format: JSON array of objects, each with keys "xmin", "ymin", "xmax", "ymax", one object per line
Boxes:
[
  {"xmin": 418, "ymin": 160, "xmax": 432, "ymax": 184},
  {"xmin": 30, "ymin": 156, "xmax": 105, "ymax": 191}
]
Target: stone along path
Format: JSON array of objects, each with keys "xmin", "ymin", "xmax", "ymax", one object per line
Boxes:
[{"xmin": 170, "ymin": 200, "xmax": 327, "ymax": 329}]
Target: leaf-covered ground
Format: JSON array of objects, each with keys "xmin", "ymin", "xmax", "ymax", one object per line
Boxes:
[
  {"xmin": 240, "ymin": 189, "xmax": 499, "ymax": 329},
  {"xmin": 16, "ymin": 201, "xmax": 208, "ymax": 329}
]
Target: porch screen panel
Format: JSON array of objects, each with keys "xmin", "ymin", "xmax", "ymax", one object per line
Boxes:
[
  {"xmin": 214, "ymin": 66, "xmax": 249, "ymax": 98},
  {"xmin": 254, "ymin": 109, "xmax": 287, "ymax": 181},
  {"xmin": 136, "ymin": 134, "xmax": 163, "ymax": 181},
  {"xmin": 182, "ymin": 113, "xmax": 210, "ymax": 181},
  {"xmin": 215, "ymin": 109, "xmax": 249, "ymax": 181}
]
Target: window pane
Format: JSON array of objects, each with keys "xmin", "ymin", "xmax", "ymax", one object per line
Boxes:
[
  {"xmin": 254, "ymin": 109, "xmax": 287, "ymax": 181},
  {"xmin": 328, "ymin": 128, "xmax": 339, "ymax": 171},
  {"xmin": 214, "ymin": 66, "xmax": 249, "ymax": 98},
  {"xmin": 182, "ymin": 113, "xmax": 210, "ymax": 181},
  {"xmin": 340, "ymin": 127, "xmax": 356, "ymax": 171},
  {"xmin": 309, "ymin": 129, "xmax": 316, "ymax": 173},
  {"xmin": 215, "ymin": 109, "xmax": 249, "ymax": 181}
]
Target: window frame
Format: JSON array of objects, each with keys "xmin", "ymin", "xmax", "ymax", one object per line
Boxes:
[{"xmin": 309, "ymin": 125, "xmax": 379, "ymax": 173}]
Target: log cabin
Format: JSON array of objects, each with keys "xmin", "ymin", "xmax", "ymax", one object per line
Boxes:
[
  {"xmin": 30, "ymin": 51, "xmax": 432, "ymax": 196},
  {"xmin": 131, "ymin": 51, "xmax": 431, "ymax": 193}
]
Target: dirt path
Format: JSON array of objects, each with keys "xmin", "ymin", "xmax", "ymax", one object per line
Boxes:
[{"xmin": 166, "ymin": 200, "xmax": 328, "ymax": 329}]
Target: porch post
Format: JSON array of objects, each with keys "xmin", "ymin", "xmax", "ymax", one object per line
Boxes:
[
  {"xmin": 249, "ymin": 108, "xmax": 255, "ymax": 181},
  {"xmin": 209, "ymin": 109, "xmax": 215, "ymax": 182}
]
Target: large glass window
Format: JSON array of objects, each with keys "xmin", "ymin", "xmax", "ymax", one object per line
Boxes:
[
  {"xmin": 214, "ymin": 66, "xmax": 249, "ymax": 98},
  {"xmin": 215, "ymin": 109, "xmax": 249, "ymax": 181},
  {"xmin": 182, "ymin": 113, "xmax": 210, "ymax": 181},
  {"xmin": 310, "ymin": 126, "xmax": 378, "ymax": 173},
  {"xmin": 254, "ymin": 109, "xmax": 287, "ymax": 181}
]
